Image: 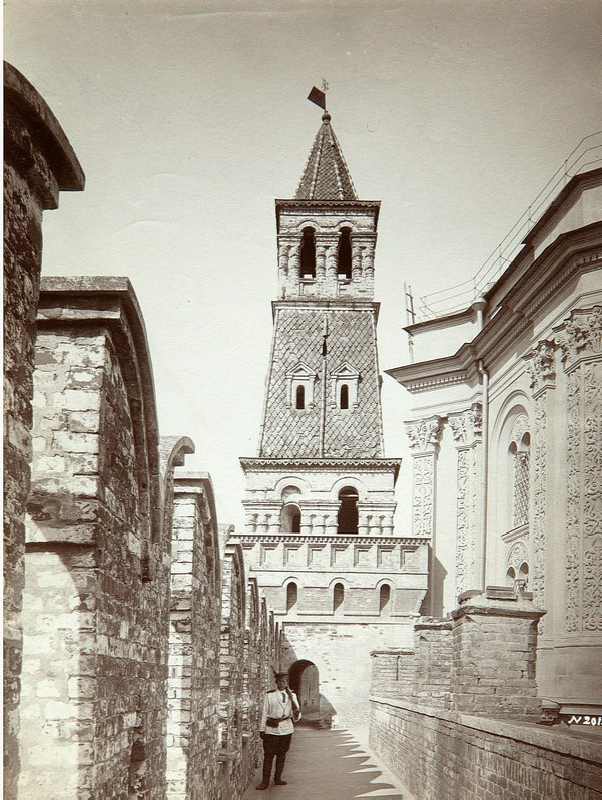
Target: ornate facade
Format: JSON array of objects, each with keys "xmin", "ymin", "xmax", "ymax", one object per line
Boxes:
[
  {"xmin": 388, "ymin": 167, "xmax": 602, "ymax": 715},
  {"xmin": 231, "ymin": 110, "xmax": 428, "ymax": 727}
]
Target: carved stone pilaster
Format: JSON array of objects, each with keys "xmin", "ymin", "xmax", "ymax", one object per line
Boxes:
[
  {"xmin": 524, "ymin": 340, "xmax": 558, "ymax": 633},
  {"xmin": 554, "ymin": 307, "xmax": 602, "ymax": 634},
  {"xmin": 448, "ymin": 403, "xmax": 482, "ymax": 595},
  {"xmin": 405, "ymin": 416, "xmax": 443, "ymax": 538}
]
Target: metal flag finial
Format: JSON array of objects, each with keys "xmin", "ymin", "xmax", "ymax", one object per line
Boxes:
[
  {"xmin": 307, "ymin": 83, "xmax": 328, "ymax": 111},
  {"xmin": 321, "ymin": 79, "xmax": 330, "ymax": 93}
]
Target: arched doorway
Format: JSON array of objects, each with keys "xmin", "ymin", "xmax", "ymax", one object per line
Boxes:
[{"xmin": 288, "ymin": 659, "xmax": 320, "ymax": 716}]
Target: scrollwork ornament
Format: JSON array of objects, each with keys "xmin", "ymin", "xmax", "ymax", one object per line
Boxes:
[
  {"xmin": 557, "ymin": 305, "xmax": 602, "ymax": 369},
  {"xmin": 525, "ymin": 340, "xmax": 556, "ymax": 395},
  {"xmin": 405, "ymin": 416, "xmax": 443, "ymax": 452}
]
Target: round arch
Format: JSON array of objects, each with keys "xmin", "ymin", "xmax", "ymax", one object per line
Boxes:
[
  {"xmin": 288, "ymin": 659, "xmax": 320, "ymax": 716},
  {"xmin": 328, "ymin": 476, "xmax": 367, "ymax": 502}
]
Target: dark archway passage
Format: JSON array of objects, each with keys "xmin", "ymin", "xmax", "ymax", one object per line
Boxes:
[{"xmin": 288, "ymin": 660, "xmax": 320, "ymax": 717}]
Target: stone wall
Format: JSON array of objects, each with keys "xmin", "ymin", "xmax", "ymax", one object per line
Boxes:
[
  {"xmin": 3, "ymin": 62, "xmax": 84, "ymax": 800},
  {"xmin": 370, "ymin": 698, "xmax": 602, "ymax": 800},
  {"xmin": 165, "ymin": 468, "xmax": 222, "ymax": 800},
  {"xmin": 281, "ymin": 620, "xmax": 415, "ymax": 729}
]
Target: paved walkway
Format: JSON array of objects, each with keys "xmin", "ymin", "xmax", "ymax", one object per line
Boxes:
[{"xmin": 243, "ymin": 727, "xmax": 413, "ymax": 800}]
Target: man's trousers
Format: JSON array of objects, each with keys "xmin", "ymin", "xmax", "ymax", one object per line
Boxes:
[{"xmin": 261, "ymin": 733, "xmax": 292, "ymax": 784}]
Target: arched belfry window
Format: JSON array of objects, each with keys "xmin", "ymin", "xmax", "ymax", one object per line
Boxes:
[
  {"xmin": 281, "ymin": 503, "xmax": 301, "ymax": 533},
  {"xmin": 379, "ymin": 584, "xmax": 391, "ymax": 615},
  {"xmin": 340, "ymin": 384, "xmax": 349, "ymax": 410},
  {"xmin": 286, "ymin": 582, "xmax": 298, "ymax": 611},
  {"xmin": 337, "ymin": 487, "xmax": 359, "ymax": 534},
  {"xmin": 333, "ymin": 582, "xmax": 345, "ymax": 614},
  {"xmin": 295, "ymin": 385, "xmax": 305, "ymax": 410},
  {"xmin": 337, "ymin": 228, "xmax": 352, "ymax": 279},
  {"xmin": 300, "ymin": 227, "xmax": 316, "ymax": 279}
]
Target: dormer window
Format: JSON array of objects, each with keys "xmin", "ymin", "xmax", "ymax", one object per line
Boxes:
[
  {"xmin": 300, "ymin": 227, "xmax": 316, "ymax": 279},
  {"xmin": 337, "ymin": 227, "xmax": 352, "ymax": 279},
  {"xmin": 331, "ymin": 362, "xmax": 360, "ymax": 409},
  {"xmin": 287, "ymin": 361, "xmax": 317, "ymax": 411}
]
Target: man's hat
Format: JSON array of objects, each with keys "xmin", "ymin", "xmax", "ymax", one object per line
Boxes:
[{"xmin": 274, "ymin": 671, "xmax": 288, "ymax": 678}]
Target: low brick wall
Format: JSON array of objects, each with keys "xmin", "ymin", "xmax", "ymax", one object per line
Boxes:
[{"xmin": 370, "ymin": 696, "xmax": 602, "ymax": 800}]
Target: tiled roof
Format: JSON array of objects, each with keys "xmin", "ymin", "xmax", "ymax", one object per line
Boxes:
[
  {"xmin": 259, "ymin": 306, "xmax": 383, "ymax": 459},
  {"xmin": 295, "ymin": 112, "xmax": 358, "ymax": 201}
]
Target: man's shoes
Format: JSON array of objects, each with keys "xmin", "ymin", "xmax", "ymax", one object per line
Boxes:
[
  {"xmin": 274, "ymin": 780, "xmax": 288, "ymax": 786},
  {"xmin": 256, "ymin": 784, "xmax": 269, "ymax": 790}
]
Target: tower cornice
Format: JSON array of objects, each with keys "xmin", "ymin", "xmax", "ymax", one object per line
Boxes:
[
  {"xmin": 240, "ymin": 457, "xmax": 401, "ymax": 481},
  {"xmin": 275, "ymin": 198, "xmax": 380, "ymax": 232},
  {"xmin": 271, "ymin": 297, "xmax": 380, "ymax": 320}
]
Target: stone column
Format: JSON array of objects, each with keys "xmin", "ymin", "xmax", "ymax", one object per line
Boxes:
[
  {"xmin": 448, "ymin": 403, "xmax": 483, "ymax": 597},
  {"xmin": 556, "ymin": 306, "xmax": 602, "ymax": 635},
  {"xmin": 325, "ymin": 241, "xmax": 338, "ymax": 293},
  {"xmin": 362, "ymin": 242, "xmax": 375, "ymax": 280},
  {"xmin": 523, "ymin": 340, "xmax": 556, "ymax": 633},
  {"xmin": 277, "ymin": 242, "xmax": 290, "ymax": 284},
  {"xmin": 288, "ymin": 243, "xmax": 300, "ymax": 288},
  {"xmin": 405, "ymin": 416, "xmax": 443, "ymax": 538},
  {"xmin": 351, "ymin": 241, "xmax": 362, "ymax": 282},
  {"xmin": 316, "ymin": 244, "xmax": 327, "ymax": 281}
]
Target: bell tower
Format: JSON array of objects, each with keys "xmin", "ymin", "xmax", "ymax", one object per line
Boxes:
[{"xmin": 232, "ymin": 104, "xmax": 428, "ymax": 727}]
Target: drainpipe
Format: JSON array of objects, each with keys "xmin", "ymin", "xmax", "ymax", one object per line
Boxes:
[{"xmin": 478, "ymin": 360, "xmax": 489, "ymax": 591}]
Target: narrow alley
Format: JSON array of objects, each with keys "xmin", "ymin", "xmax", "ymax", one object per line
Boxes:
[{"xmin": 243, "ymin": 727, "xmax": 411, "ymax": 800}]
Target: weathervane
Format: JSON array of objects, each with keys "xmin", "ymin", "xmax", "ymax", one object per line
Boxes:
[{"xmin": 307, "ymin": 80, "xmax": 330, "ymax": 112}]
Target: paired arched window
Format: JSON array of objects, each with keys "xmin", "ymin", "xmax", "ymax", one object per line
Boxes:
[
  {"xmin": 333, "ymin": 582, "xmax": 345, "ymax": 613},
  {"xmin": 506, "ymin": 562, "xmax": 529, "ymax": 588},
  {"xmin": 300, "ymin": 227, "xmax": 316, "ymax": 279},
  {"xmin": 379, "ymin": 584, "xmax": 391, "ymax": 615},
  {"xmin": 281, "ymin": 503, "xmax": 301, "ymax": 533},
  {"xmin": 337, "ymin": 486, "xmax": 359, "ymax": 534},
  {"xmin": 295, "ymin": 385, "xmax": 306, "ymax": 410},
  {"xmin": 340, "ymin": 384, "xmax": 349, "ymax": 409},
  {"xmin": 286, "ymin": 582, "xmax": 298, "ymax": 611},
  {"xmin": 510, "ymin": 432, "xmax": 530, "ymax": 528},
  {"xmin": 337, "ymin": 227, "xmax": 352, "ymax": 278}
]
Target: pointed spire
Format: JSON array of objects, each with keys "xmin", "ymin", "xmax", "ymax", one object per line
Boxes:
[{"xmin": 295, "ymin": 112, "xmax": 358, "ymax": 201}]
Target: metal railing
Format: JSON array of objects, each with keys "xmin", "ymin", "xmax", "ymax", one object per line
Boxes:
[{"xmin": 409, "ymin": 131, "xmax": 602, "ymax": 323}]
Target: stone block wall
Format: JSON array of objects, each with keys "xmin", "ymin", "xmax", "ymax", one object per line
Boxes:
[
  {"xmin": 281, "ymin": 620, "xmax": 415, "ymax": 729},
  {"xmin": 217, "ymin": 543, "xmax": 246, "ymax": 799},
  {"xmin": 20, "ymin": 279, "xmax": 168, "ymax": 799},
  {"xmin": 370, "ymin": 698, "xmax": 602, "ymax": 800},
  {"xmin": 166, "ymin": 470, "xmax": 221, "ymax": 800},
  {"xmin": 3, "ymin": 62, "xmax": 84, "ymax": 800}
]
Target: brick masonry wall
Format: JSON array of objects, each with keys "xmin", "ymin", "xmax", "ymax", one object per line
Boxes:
[
  {"xmin": 217, "ymin": 544, "xmax": 246, "ymax": 800},
  {"xmin": 281, "ymin": 621, "xmax": 414, "ymax": 730},
  {"xmin": 3, "ymin": 63, "xmax": 84, "ymax": 800},
  {"xmin": 20, "ymin": 280, "xmax": 168, "ymax": 800},
  {"xmin": 166, "ymin": 476, "xmax": 221, "ymax": 800},
  {"xmin": 370, "ymin": 698, "xmax": 602, "ymax": 800}
]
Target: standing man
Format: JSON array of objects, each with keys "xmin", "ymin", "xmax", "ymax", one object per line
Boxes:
[{"xmin": 256, "ymin": 671, "xmax": 301, "ymax": 790}]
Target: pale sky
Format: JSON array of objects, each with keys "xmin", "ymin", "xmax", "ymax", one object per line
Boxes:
[{"xmin": 6, "ymin": 0, "xmax": 602, "ymax": 529}]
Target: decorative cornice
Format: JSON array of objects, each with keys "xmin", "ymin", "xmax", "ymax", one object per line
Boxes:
[
  {"xmin": 240, "ymin": 457, "xmax": 401, "ymax": 477},
  {"xmin": 230, "ymin": 534, "xmax": 427, "ymax": 547},
  {"xmin": 403, "ymin": 371, "xmax": 469, "ymax": 393}
]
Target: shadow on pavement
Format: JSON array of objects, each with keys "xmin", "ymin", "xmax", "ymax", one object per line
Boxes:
[{"xmin": 243, "ymin": 727, "xmax": 409, "ymax": 799}]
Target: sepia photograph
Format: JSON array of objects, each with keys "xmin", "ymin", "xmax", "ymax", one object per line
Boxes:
[{"xmin": 3, "ymin": 1, "xmax": 602, "ymax": 798}]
